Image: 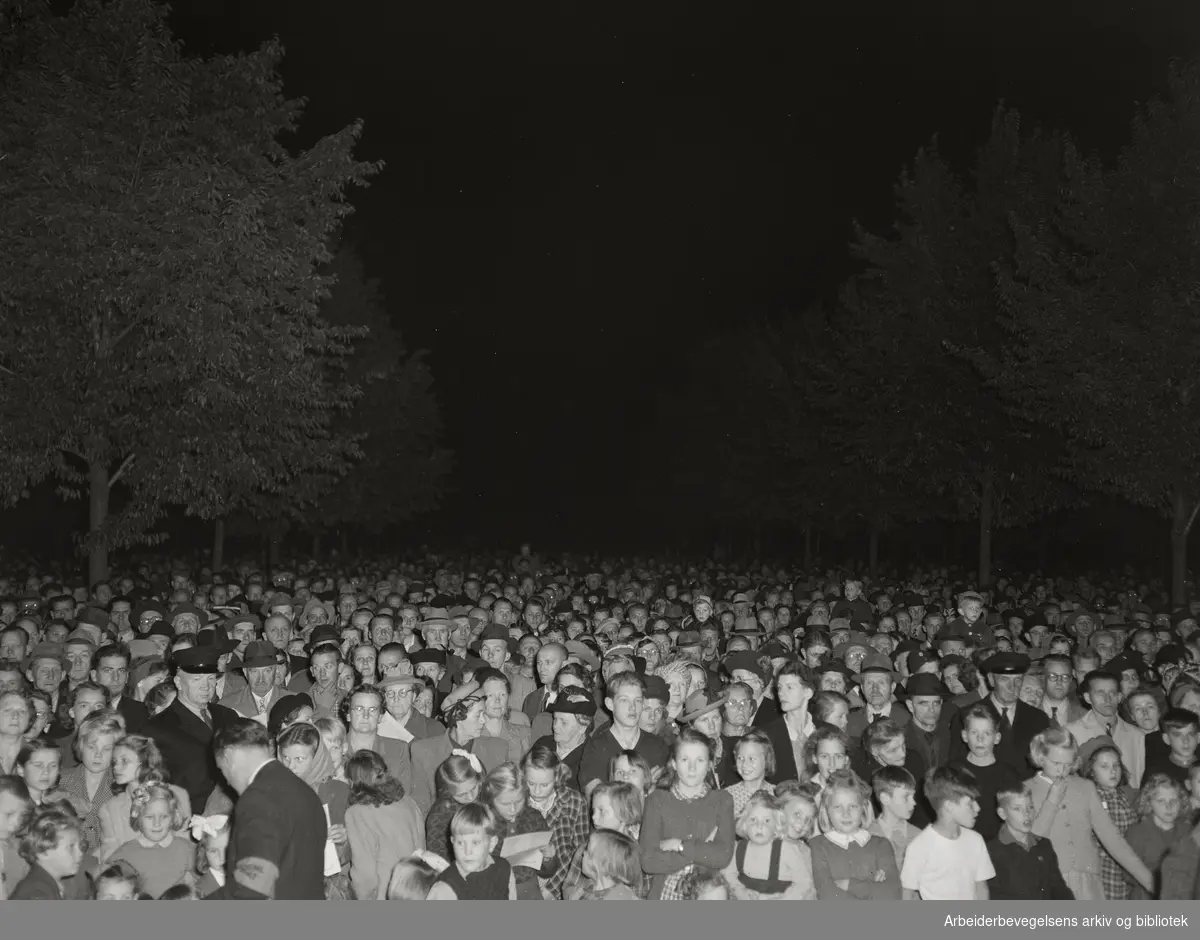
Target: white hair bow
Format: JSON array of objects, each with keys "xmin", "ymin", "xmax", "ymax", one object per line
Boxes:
[
  {"xmin": 190, "ymin": 814, "xmax": 230, "ymax": 842},
  {"xmin": 451, "ymin": 748, "xmax": 483, "ymax": 774}
]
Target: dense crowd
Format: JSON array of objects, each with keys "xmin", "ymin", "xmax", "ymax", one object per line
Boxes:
[{"xmin": 1, "ymin": 548, "xmax": 1200, "ymax": 901}]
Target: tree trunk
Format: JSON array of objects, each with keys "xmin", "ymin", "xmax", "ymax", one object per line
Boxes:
[
  {"xmin": 868, "ymin": 523, "xmax": 880, "ymax": 582},
  {"xmin": 212, "ymin": 518, "xmax": 225, "ymax": 571},
  {"xmin": 88, "ymin": 460, "xmax": 109, "ymax": 587},
  {"xmin": 803, "ymin": 524, "xmax": 813, "ymax": 569},
  {"xmin": 1170, "ymin": 485, "xmax": 1193, "ymax": 608},
  {"xmin": 978, "ymin": 464, "xmax": 994, "ymax": 589}
]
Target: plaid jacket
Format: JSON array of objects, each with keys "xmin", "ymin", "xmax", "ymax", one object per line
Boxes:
[
  {"xmin": 539, "ymin": 786, "xmax": 589, "ymax": 899},
  {"xmin": 1095, "ymin": 786, "xmax": 1136, "ymax": 900}
]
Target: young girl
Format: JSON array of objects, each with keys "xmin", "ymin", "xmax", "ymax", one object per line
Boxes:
[
  {"xmin": 638, "ymin": 727, "xmax": 735, "ymax": 899},
  {"xmin": 724, "ymin": 730, "xmax": 776, "ymax": 815},
  {"xmin": 678, "ymin": 866, "xmax": 731, "ymax": 899},
  {"xmin": 1124, "ymin": 773, "xmax": 1191, "ymax": 899},
  {"xmin": 1080, "ymin": 740, "xmax": 1137, "ymax": 900},
  {"xmin": 345, "ymin": 748, "xmax": 426, "ymax": 900},
  {"xmin": 59, "ymin": 710, "xmax": 122, "ymax": 856},
  {"xmin": 107, "ymin": 782, "xmax": 194, "ymax": 898},
  {"xmin": 386, "ymin": 854, "xmax": 443, "ymax": 900},
  {"xmin": 426, "ymin": 803, "xmax": 517, "ymax": 900},
  {"xmin": 0, "ymin": 774, "xmax": 35, "ymax": 897},
  {"xmin": 724, "ymin": 791, "xmax": 816, "ymax": 899},
  {"xmin": 190, "ymin": 814, "xmax": 230, "ymax": 897},
  {"xmin": 277, "ymin": 722, "xmax": 350, "ymax": 898},
  {"xmin": 99, "ymin": 734, "xmax": 191, "ymax": 862},
  {"xmin": 17, "ymin": 738, "xmax": 64, "ymax": 807},
  {"xmin": 578, "ymin": 830, "xmax": 642, "ymax": 899},
  {"xmin": 802, "ymin": 726, "xmax": 850, "ymax": 796},
  {"xmin": 93, "ymin": 859, "xmax": 142, "ymax": 899},
  {"xmin": 11, "ymin": 808, "xmax": 84, "ymax": 899},
  {"xmin": 609, "ymin": 750, "xmax": 655, "ymax": 797},
  {"xmin": 425, "ymin": 752, "xmax": 484, "ymax": 861},
  {"xmin": 561, "ymin": 782, "xmax": 647, "ymax": 900},
  {"xmin": 1027, "ymin": 727, "xmax": 1154, "ymax": 900},
  {"xmin": 483, "ymin": 761, "xmax": 556, "ymax": 900},
  {"xmin": 807, "ymin": 769, "xmax": 900, "ymax": 899},
  {"xmin": 775, "ymin": 781, "xmax": 820, "ymax": 847}
]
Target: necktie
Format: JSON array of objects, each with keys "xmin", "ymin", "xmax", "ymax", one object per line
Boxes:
[
  {"xmin": 200, "ymin": 709, "xmax": 212, "ymax": 727},
  {"xmin": 1051, "ymin": 706, "xmax": 1059, "ymax": 724},
  {"xmin": 256, "ymin": 696, "xmax": 267, "ymax": 715}
]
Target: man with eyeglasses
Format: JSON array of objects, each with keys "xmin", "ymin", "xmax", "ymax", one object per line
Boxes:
[
  {"xmin": 1039, "ymin": 654, "xmax": 1086, "ymax": 727},
  {"xmin": 377, "ymin": 673, "xmax": 444, "ymax": 743}
]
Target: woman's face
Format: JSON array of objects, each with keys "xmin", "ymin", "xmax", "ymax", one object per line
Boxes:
[
  {"xmin": 1018, "ymin": 677, "xmax": 1045, "ymax": 709},
  {"xmin": 415, "ymin": 688, "xmax": 434, "ymax": 718},
  {"xmin": 692, "ymin": 709, "xmax": 721, "ymax": 739},
  {"xmin": 111, "ymin": 745, "xmax": 141, "ymax": 786},
  {"xmin": 872, "ymin": 736, "xmax": 906, "ymax": 768},
  {"xmin": 82, "ymin": 732, "xmax": 117, "ymax": 775},
  {"xmin": 454, "ymin": 702, "xmax": 486, "ymax": 742},
  {"xmin": 280, "ymin": 743, "xmax": 316, "ymax": 780},
  {"xmin": 21, "ymin": 747, "xmax": 60, "ymax": 794},
  {"xmin": 942, "ymin": 666, "xmax": 965, "ymax": 695},
  {"xmin": 1128, "ymin": 694, "xmax": 1160, "ymax": 732},
  {"xmin": 0, "ymin": 694, "xmax": 31, "ymax": 737},
  {"xmin": 73, "ymin": 688, "xmax": 108, "ymax": 726}
]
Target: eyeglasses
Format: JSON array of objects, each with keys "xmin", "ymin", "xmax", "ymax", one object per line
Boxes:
[
  {"xmin": 385, "ymin": 689, "xmax": 415, "ymax": 701},
  {"xmin": 350, "ymin": 706, "xmax": 381, "ymax": 716}
]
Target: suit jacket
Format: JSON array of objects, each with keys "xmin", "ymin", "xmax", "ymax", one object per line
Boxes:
[
  {"xmin": 522, "ymin": 686, "xmax": 554, "ymax": 722},
  {"xmin": 948, "ymin": 697, "xmax": 1049, "ymax": 777},
  {"xmin": 902, "ymin": 711, "xmax": 956, "ymax": 772},
  {"xmin": 10, "ymin": 863, "xmax": 62, "ymax": 900},
  {"xmin": 207, "ymin": 760, "xmax": 326, "ymax": 900},
  {"xmin": 147, "ymin": 699, "xmax": 238, "ymax": 811},
  {"xmin": 214, "ymin": 673, "xmax": 248, "ymax": 701},
  {"xmin": 409, "ymin": 732, "xmax": 510, "ymax": 814},
  {"xmin": 220, "ymin": 684, "xmax": 286, "ymax": 720},
  {"xmin": 846, "ymin": 702, "xmax": 911, "ymax": 744},
  {"xmin": 1043, "ymin": 697, "xmax": 1087, "ymax": 728},
  {"xmin": 114, "ymin": 695, "xmax": 149, "ymax": 735}
]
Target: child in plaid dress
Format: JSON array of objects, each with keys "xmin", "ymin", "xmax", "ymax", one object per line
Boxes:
[{"xmin": 1080, "ymin": 740, "xmax": 1136, "ymax": 899}]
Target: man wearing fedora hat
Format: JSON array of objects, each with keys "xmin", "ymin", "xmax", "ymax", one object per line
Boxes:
[
  {"xmin": 148, "ymin": 645, "xmax": 239, "ymax": 810},
  {"xmin": 902, "ymin": 674, "xmax": 957, "ymax": 775},
  {"xmin": 847, "ymin": 652, "xmax": 910, "ymax": 744},
  {"xmin": 221, "ymin": 641, "xmax": 286, "ymax": 723}
]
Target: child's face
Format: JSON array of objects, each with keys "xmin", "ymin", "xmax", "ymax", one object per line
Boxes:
[
  {"xmin": 280, "ymin": 744, "xmax": 315, "ymax": 780},
  {"xmin": 592, "ymin": 793, "xmax": 621, "ymax": 832},
  {"xmin": 0, "ymin": 790, "xmax": 28, "ymax": 841},
  {"xmin": 140, "ymin": 798, "xmax": 174, "ymax": 843},
  {"xmin": 96, "ymin": 879, "xmax": 137, "ymax": 900},
  {"xmin": 734, "ymin": 743, "xmax": 766, "ymax": 783},
  {"xmin": 671, "ymin": 741, "xmax": 711, "ymax": 789},
  {"xmin": 1090, "ymin": 751, "xmax": 1123, "ymax": 790},
  {"xmin": 81, "ymin": 733, "xmax": 116, "ymax": 775},
  {"xmin": 322, "ymin": 735, "xmax": 346, "ymax": 773},
  {"xmin": 827, "ymin": 701, "xmax": 850, "ymax": 731},
  {"xmin": 783, "ymin": 798, "xmax": 815, "ymax": 841},
  {"xmin": 696, "ymin": 884, "xmax": 729, "ymax": 900},
  {"xmin": 944, "ymin": 794, "xmax": 980, "ymax": 829},
  {"xmin": 450, "ymin": 778, "xmax": 481, "ymax": 805},
  {"xmin": 1149, "ymin": 786, "xmax": 1183, "ymax": 828},
  {"xmin": 41, "ymin": 829, "xmax": 83, "ymax": 879},
  {"xmin": 816, "ymin": 739, "xmax": 848, "ymax": 778},
  {"xmin": 492, "ymin": 787, "xmax": 526, "ymax": 823},
  {"xmin": 881, "ymin": 786, "xmax": 916, "ymax": 821},
  {"xmin": 205, "ymin": 833, "xmax": 229, "ymax": 872},
  {"xmin": 21, "ymin": 747, "xmax": 60, "ymax": 794},
  {"xmin": 451, "ymin": 826, "xmax": 495, "ymax": 871},
  {"xmin": 612, "ymin": 758, "xmax": 646, "ymax": 792},
  {"xmin": 1040, "ymin": 746, "xmax": 1076, "ymax": 780},
  {"xmin": 827, "ymin": 787, "xmax": 864, "ymax": 834},
  {"xmin": 1165, "ymin": 724, "xmax": 1200, "ymax": 763},
  {"xmin": 873, "ymin": 736, "xmax": 906, "ymax": 768},
  {"xmin": 962, "ymin": 718, "xmax": 999, "ymax": 759},
  {"xmin": 742, "ymin": 806, "xmax": 778, "ymax": 846},
  {"xmin": 998, "ymin": 794, "xmax": 1034, "ymax": 834},
  {"xmin": 111, "ymin": 746, "xmax": 140, "ymax": 787}
]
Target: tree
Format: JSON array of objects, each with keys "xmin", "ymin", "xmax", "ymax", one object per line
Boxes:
[
  {"xmin": 985, "ymin": 60, "xmax": 1200, "ymax": 604},
  {"xmin": 834, "ymin": 110, "xmax": 1076, "ymax": 586},
  {"xmin": 0, "ymin": 0, "xmax": 379, "ymax": 583}
]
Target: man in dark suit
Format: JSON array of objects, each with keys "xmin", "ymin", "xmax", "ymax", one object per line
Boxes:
[
  {"xmin": 148, "ymin": 646, "xmax": 238, "ymax": 811},
  {"xmin": 208, "ymin": 719, "xmax": 326, "ymax": 899},
  {"xmin": 90, "ymin": 643, "xmax": 148, "ymax": 735},
  {"xmin": 948, "ymin": 652, "xmax": 1049, "ymax": 776},
  {"xmin": 902, "ymin": 673, "xmax": 958, "ymax": 772},
  {"xmin": 220, "ymin": 641, "xmax": 286, "ymax": 721},
  {"xmin": 846, "ymin": 652, "xmax": 911, "ymax": 745}
]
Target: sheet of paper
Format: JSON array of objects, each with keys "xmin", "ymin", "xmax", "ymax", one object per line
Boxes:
[
  {"xmin": 500, "ymin": 830, "xmax": 551, "ymax": 868},
  {"xmin": 323, "ymin": 805, "xmax": 341, "ymax": 877}
]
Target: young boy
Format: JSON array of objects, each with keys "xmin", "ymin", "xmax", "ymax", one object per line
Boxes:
[
  {"xmin": 950, "ymin": 702, "xmax": 1021, "ymax": 841},
  {"xmin": 1147, "ymin": 708, "xmax": 1200, "ymax": 787},
  {"xmin": 985, "ymin": 784, "xmax": 1073, "ymax": 899},
  {"xmin": 869, "ymin": 766, "xmax": 922, "ymax": 871},
  {"xmin": 900, "ymin": 766, "xmax": 995, "ymax": 900},
  {"xmin": 10, "ymin": 810, "xmax": 84, "ymax": 899}
]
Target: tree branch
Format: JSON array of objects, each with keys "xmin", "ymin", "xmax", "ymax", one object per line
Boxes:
[
  {"xmin": 1185, "ymin": 498, "xmax": 1200, "ymax": 538},
  {"xmin": 108, "ymin": 453, "xmax": 135, "ymax": 489}
]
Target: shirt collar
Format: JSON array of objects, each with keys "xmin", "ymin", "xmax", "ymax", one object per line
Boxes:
[
  {"xmin": 997, "ymin": 826, "xmax": 1033, "ymax": 849},
  {"xmin": 824, "ymin": 829, "xmax": 871, "ymax": 849}
]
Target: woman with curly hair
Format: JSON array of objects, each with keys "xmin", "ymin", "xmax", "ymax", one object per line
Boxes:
[{"xmin": 344, "ymin": 748, "xmax": 425, "ymax": 900}]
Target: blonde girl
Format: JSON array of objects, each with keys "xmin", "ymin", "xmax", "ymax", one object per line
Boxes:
[
  {"xmin": 425, "ymin": 752, "xmax": 484, "ymax": 861},
  {"xmin": 724, "ymin": 730, "xmax": 776, "ymax": 815},
  {"xmin": 561, "ymin": 782, "xmax": 647, "ymax": 900},
  {"xmin": 808, "ymin": 769, "xmax": 900, "ymax": 899},
  {"xmin": 609, "ymin": 750, "xmax": 655, "ymax": 797},
  {"xmin": 483, "ymin": 761, "xmax": 556, "ymax": 900},
  {"xmin": 1123, "ymin": 773, "xmax": 1190, "ymax": 899},
  {"xmin": 386, "ymin": 854, "xmax": 444, "ymax": 899},
  {"xmin": 108, "ymin": 782, "xmax": 193, "ymax": 898},
  {"xmin": 724, "ymin": 791, "xmax": 816, "ymax": 899},
  {"xmin": 775, "ymin": 781, "xmax": 819, "ymax": 845},
  {"xmin": 426, "ymin": 803, "xmax": 517, "ymax": 900},
  {"xmin": 99, "ymin": 734, "xmax": 191, "ymax": 861},
  {"xmin": 314, "ymin": 716, "xmax": 349, "ymax": 782},
  {"xmin": 190, "ymin": 814, "xmax": 231, "ymax": 896},
  {"xmin": 1027, "ymin": 727, "xmax": 1153, "ymax": 900},
  {"xmin": 579, "ymin": 830, "xmax": 642, "ymax": 899}
]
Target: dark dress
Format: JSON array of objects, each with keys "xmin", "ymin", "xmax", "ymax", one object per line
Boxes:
[{"xmin": 735, "ymin": 839, "xmax": 789, "ymax": 896}]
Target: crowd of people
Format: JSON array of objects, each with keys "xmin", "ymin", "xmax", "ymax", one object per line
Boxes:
[{"xmin": 1, "ymin": 545, "xmax": 1200, "ymax": 901}]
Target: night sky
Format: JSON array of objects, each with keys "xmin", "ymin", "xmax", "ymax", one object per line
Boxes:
[{"xmin": 167, "ymin": 1, "xmax": 1199, "ymax": 548}]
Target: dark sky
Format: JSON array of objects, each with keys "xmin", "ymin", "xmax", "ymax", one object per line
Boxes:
[{"xmin": 167, "ymin": 1, "xmax": 1199, "ymax": 547}]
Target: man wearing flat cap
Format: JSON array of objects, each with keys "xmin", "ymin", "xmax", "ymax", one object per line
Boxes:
[
  {"xmin": 148, "ymin": 646, "xmax": 239, "ymax": 810},
  {"xmin": 948, "ymin": 652, "xmax": 1049, "ymax": 775}
]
